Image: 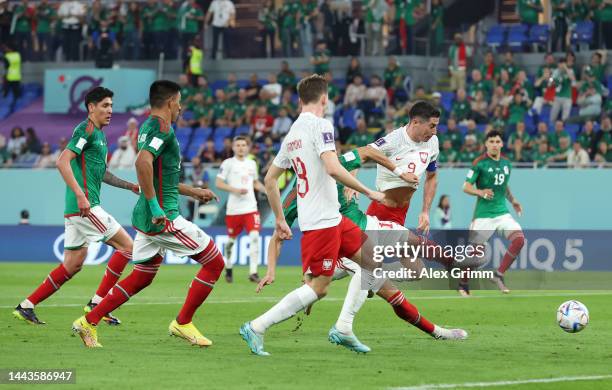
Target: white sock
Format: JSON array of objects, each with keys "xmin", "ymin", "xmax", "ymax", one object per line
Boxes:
[
  {"xmin": 335, "ymin": 269, "xmax": 368, "ymax": 335},
  {"xmin": 248, "ymin": 231, "xmax": 260, "ymax": 275},
  {"xmin": 250, "ymin": 284, "xmax": 318, "ymax": 334},
  {"xmin": 20, "ymin": 299, "xmax": 34, "ymax": 309},
  {"xmin": 91, "ymin": 294, "xmax": 103, "ymax": 304},
  {"xmin": 224, "ymin": 238, "xmax": 235, "ymax": 269}
]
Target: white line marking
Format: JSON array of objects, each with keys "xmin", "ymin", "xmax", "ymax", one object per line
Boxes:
[
  {"xmin": 2, "ymin": 291, "xmax": 611, "ymax": 309},
  {"xmin": 389, "ymin": 374, "xmax": 612, "ymax": 390}
]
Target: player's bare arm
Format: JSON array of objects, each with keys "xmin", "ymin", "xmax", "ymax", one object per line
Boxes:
[
  {"xmin": 506, "ymin": 186, "xmax": 523, "ymax": 216},
  {"xmin": 264, "ymin": 164, "xmax": 292, "ymax": 240},
  {"xmin": 135, "ymin": 149, "xmax": 166, "ymax": 225},
  {"xmin": 359, "ymin": 145, "xmax": 419, "ymax": 186},
  {"xmin": 178, "ymin": 183, "xmax": 219, "ymax": 203},
  {"xmin": 215, "ymin": 177, "xmax": 248, "ymax": 195},
  {"xmin": 254, "ymin": 180, "xmax": 266, "ymax": 193},
  {"xmin": 463, "ymin": 181, "xmax": 493, "ymax": 200},
  {"xmin": 320, "ymin": 151, "xmax": 385, "ymax": 202},
  {"xmin": 256, "ymin": 231, "xmax": 283, "ymax": 293},
  {"xmin": 419, "ymin": 170, "xmax": 437, "ymax": 234},
  {"xmin": 103, "ymin": 170, "xmax": 139, "ymax": 194},
  {"xmin": 56, "ymin": 149, "xmax": 90, "ymax": 216}
]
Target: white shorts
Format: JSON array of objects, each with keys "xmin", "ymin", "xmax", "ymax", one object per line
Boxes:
[
  {"xmin": 469, "ymin": 213, "xmax": 522, "ymax": 244},
  {"xmin": 64, "ymin": 206, "xmax": 122, "ymax": 250},
  {"xmin": 133, "ymin": 216, "xmax": 211, "ymax": 263},
  {"xmin": 365, "ymin": 215, "xmax": 407, "ymax": 231}
]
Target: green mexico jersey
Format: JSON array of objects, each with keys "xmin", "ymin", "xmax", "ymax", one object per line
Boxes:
[
  {"xmin": 132, "ymin": 116, "xmax": 182, "ymax": 234},
  {"xmin": 465, "ymin": 155, "xmax": 512, "ymax": 219},
  {"xmin": 283, "ymin": 150, "xmax": 367, "ymax": 230},
  {"xmin": 65, "ymin": 120, "xmax": 108, "ymax": 216}
]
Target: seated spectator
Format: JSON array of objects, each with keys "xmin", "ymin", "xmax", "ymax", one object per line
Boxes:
[
  {"xmin": 224, "ymin": 73, "xmax": 240, "ymax": 101},
  {"xmin": 280, "ymin": 89, "xmax": 297, "ymax": 118},
  {"xmin": 549, "ymin": 120, "xmax": 570, "ymax": 149},
  {"xmin": 411, "ymin": 86, "xmax": 429, "ymax": 103},
  {"xmin": 450, "ymin": 88, "xmax": 470, "ymax": 123},
  {"xmin": 198, "ymin": 139, "xmax": 219, "ymax": 163},
  {"xmin": 470, "ymin": 90, "xmax": 488, "ymax": 124},
  {"xmin": 109, "ymin": 136, "xmax": 136, "ymax": 169},
  {"xmin": 490, "ymin": 105, "xmax": 507, "ymax": 133},
  {"xmin": 507, "ymin": 121, "xmax": 533, "ymax": 161},
  {"xmin": 465, "ymin": 120, "xmax": 484, "ymax": 144},
  {"xmin": 245, "ymin": 73, "xmax": 262, "ymax": 102},
  {"xmin": 467, "ymin": 69, "xmax": 491, "ymax": 101},
  {"xmin": 261, "ymin": 135, "xmax": 278, "ymax": 154},
  {"xmin": 34, "ymin": 142, "xmax": 57, "ymax": 169},
  {"xmin": 596, "ymin": 117, "xmax": 612, "ymax": 150},
  {"xmin": 443, "ymin": 118, "xmax": 463, "ymax": 151},
  {"xmin": 383, "ymin": 56, "xmax": 406, "ymax": 103},
  {"xmin": 25, "ymin": 127, "xmax": 42, "ymax": 154},
  {"xmin": 188, "ymin": 94, "xmax": 213, "ymax": 128},
  {"xmin": 217, "ymin": 106, "xmax": 238, "ymax": 128},
  {"xmin": 567, "ymin": 140, "xmax": 590, "ymax": 168},
  {"xmin": 361, "ymin": 75, "xmax": 387, "ymax": 120},
  {"xmin": 577, "ymin": 120, "xmax": 596, "ymax": 156},
  {"xmin": 346, "ymin": 119, "xmax": 374, "ymax": 147},
  {"xmin": 251, "ymin": 105, "xmax": 274, "ymax": 141},
  {"xmin": 509, "ymin": 71, "xmax": 534, "ymax": 105},
  {"xmin": 212, "ymin": 89, "xmax": 231, "ymax": 126},
  {"xmin": 532, "ymin": 140, "xmax": 553, "ymax": 167},
  {"xmin": 505, "ymin": 92, "xmax": 530, "ymax": 127},
  {"xmin": 272, "ymin": 107, "xmax": 293, "ymax": 141},
  {"xmin": 479, "ymin": 51, "xmax": 499, "ymax": 83},
  {"xmin": 458, "ymin": 137, "xmax": 480, "ymax": 162},
  {"xmin": 438, "ymin": 139, "xmax": 459, "ymax": 164},
  {"xmin": 498, "ymin": 69, "xmax": 513, "ymax": 95},
  {"xmin": 261, "ymin": 73, "xmax": 282, "ymax": 106},
  {"xmin": 184, "ymin": 156, "xmax": 210, "ymax": 221},
  {"xmin": 346, "ymin": 56, "xmax": 363, "ymax": 84},
  {"xmin": 325, "ymin": 72, "xmax": 341, "ymax": 105},
  {"xmin": 234, "ymin": 88, "xmax": 252, "ymax": 126},
  {"xmin": 430, "ymin": 92, "xmax": 445, "ymax": 119},
  {"xmin": 277, "ymin": 60, "xmax": 297, "ymax": 92},
  {"xmin": 310, "ymin": 40, "xmax": 330, "ymax": 75},
  {"xmin": 344, "ymin": 75, "xmax": 366, "ymax": 107},
  {"xmin": 7, "ymin": 127, "xmax": 26, "ymax": 159},
  {"xmin": 197, "ymin": 76, "xmax": 214, "ymax": 104},
  {"xmin": 488, "ymin": 86, "xmax": 508, "ymax": 114},
  {"xmin": 576, "ymin": 85, "xmax": 602, "ymax": 119},
  {"xmin": 218, "ymin": 137, "xmax": 233, "ymax": 160},
  {"xmin": 534, "ymin": 121, "xmax": 550, "ymax": 144},
  {"xmin": 584, "ymin": 52, "xmax": 605, "ymax": 84},
  {"xmin": 548, "ymin": 136, "xmax": 571, "ymax": 164},
  {"xmin": 500, "ymin": 51, "xmax": 522, "ymax": 82},
  {"xmin": 593, "ymin": 141, "xmax": 612, "ymax": 164},
  {"xmin": 536, "ymin": 53, "xmax": 557, "ymax": 82}
]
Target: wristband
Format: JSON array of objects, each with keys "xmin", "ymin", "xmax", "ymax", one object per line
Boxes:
[
  {"xmin": 147, "ymin": 198, "xmax": 166, "ymax": 218},
  {"xmin": 393, "ymin": 166, "xmax": 406, "ymax": 176}
]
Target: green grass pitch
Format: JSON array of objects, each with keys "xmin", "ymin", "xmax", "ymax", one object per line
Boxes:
[{"xmin": 1, "ymin": 263, "xmax": 611, "ymax": 390}]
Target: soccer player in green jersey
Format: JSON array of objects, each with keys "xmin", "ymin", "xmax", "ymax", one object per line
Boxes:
[
  {"xmin": 73, "ymin": 81, "xmax": 223, "ymax": 348},
  {"xmin": 256, "ymin": 146, "xmax": 467, "ymax": 353},
  {"xmin": 462, "ymin": 130, "xmax": 525, "ymax": 295},
  {"xmin": 14, "ymin": 87, "xmax": 139, "ymax": 326}
]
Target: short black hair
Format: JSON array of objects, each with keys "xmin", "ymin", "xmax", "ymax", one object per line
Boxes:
[
  {"xmin": 408, "ymin": 101, "xmax": 440, "ymax": 121},
  {"xmin": 485, "ymin": 130, "xmax": 503, "ymax": 141},
  {"xmin": 149, "ymin": 80, "xmax": 181, "ymax": 108},
  {"xmin": 85, "ymin": 86, "xmax": 113, "ymax": 112}
]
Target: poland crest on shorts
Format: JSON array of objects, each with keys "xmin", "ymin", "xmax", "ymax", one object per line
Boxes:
[{"xmin": 322, "ymin": 259, "xmax": 333, "ymax": 271}]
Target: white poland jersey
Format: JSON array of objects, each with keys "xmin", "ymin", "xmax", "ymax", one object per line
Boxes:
[
  {"xmin": 217, "ymin": 157, "xmax": 258, "ymax": 215},
  {"xmin": 273, "ymin": 112, "xmax": 341, "ymax": 232},
  {"xmin": 369, "ymin": 126, "xmax": 439, "ymax": 191}
]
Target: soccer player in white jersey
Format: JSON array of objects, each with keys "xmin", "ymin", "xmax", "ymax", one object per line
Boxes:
[
  {"xmin": 239, "ymin": 74, "xmax": 388, "ymax": 356},
  {"xmin": 365, "ymin": 101, "xmax": 441, "ymax": 232},
  {"xmin": 216, "ymin": 136, "xmax": 265, "ymax": 283}
]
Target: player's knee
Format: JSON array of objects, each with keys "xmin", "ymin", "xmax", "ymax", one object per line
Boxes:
[
  {"xmin": 512, "ymin": 233, "xmax": 525, "ymax": 248},
  {"xmin": 64, "ymin": 262, "xmax": 83, "ymax": 275},
  {"xmin": 310, "ymin": 282, "xmax": 329, "ymax": 298}
]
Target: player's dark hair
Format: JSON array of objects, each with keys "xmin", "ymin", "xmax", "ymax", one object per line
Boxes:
[
  {"xmin": 408, "ymin": 101, "xmax": 441, "ymax": 121},
  {"xmin": 84, "ymin": 86, "xmax": 114, "ymax": 113},
  {"xmin": 485, "ymin": 130, "xmax": 503, "ymax": 141},
  {"xmin": 233, "ymin": 135, "xmax": 250, "ymax": 144},
  {"xmin": 297, "ymin": 74, "xmax": 328, "ymax": 104},
  {"xmin": 149, "ymin": 80, "xmax": 181, "ymax": 108}
]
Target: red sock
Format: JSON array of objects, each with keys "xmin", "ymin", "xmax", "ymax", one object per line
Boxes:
[
  {"xmin": 86, "ymin": 255, "xmax": 162, "ymax": 325},
  {"xmin": 176, "ymin": 241, "xmax": 224, "ymax": 325},
  {"xmin": 94, "ymin": 250, "xmax": 131, "ymax": 298},
  {"xmin": 498, "ymin": 232, "xmax": 525, "ymax": 274},
  {"xmin": 387, "ymin": 291, "xmax": 435, "ymax": 334},
  {"xmin": 27, "ymin": 264, "xmax": 72, "ymax": 305}
]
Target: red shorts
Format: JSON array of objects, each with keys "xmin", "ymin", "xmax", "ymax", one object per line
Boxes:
[
  {"xmin": 366, "ymin": 200, "xmax": 409, "ymax": 226},
  {"xmin": 225, "ymin": 211, "xmax": 261, "ymax": 238},
  {"xmin": 301, "ymin": 216, "xmax": 362, "ymax": 277}
]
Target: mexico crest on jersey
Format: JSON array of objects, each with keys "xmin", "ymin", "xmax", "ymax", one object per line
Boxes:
[
  {"xmin": 322, "ymin": 259, "xmax": 333, "ymax": 271},
  {"xmin": 420, "ymin": 152, "xmax": 428, "ymax": 163}
]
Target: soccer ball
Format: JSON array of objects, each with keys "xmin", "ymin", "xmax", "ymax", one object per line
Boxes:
[{"xmin": 557, "ymin": 300, "xmax": 589, "ymax": 333}]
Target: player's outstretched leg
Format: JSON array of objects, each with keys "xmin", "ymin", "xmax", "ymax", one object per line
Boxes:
[
  {"xmin": 329, "ymin": 261, "xmax": 370, "ymax": 353},
  {"xmin": 170, "ymin": 241, "xmax": 224, "ymax": 347},
  {"xmin": 224, "ymin": 238, "xmax": 235, "ymax": 283},
  {"xmin": 72, "ymin": 254, "xmax": 163, "ymax": 348},
  {"xmin": 379, "ymin": 284, "xmax": 468, "ymax": 340},
  {"xmin": 490, "ymin": 231, "xmax": 525, "ymax": 294},
  {"xmin": 14, "ymin": 247, "xmax": 87, "ymax": 325},
  {"xmin": 248, "ymin": 230, "xmax": 260, "ymax": 283},
  {"xmin": 241, "ymin": 277, "xmax": 326, "ymax": 356}
]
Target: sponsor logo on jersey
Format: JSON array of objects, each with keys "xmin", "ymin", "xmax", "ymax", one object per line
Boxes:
[
  {"xmin": 322, "ymin": 259, "xmax": 333, "ymax": 271},
  {"xmin": 420, "ymin": 152, "xmax": 428, "ymax": 163},
  {"xmin": 323, "ymin": 132, "xmax": 334, "ymax": 144}
]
